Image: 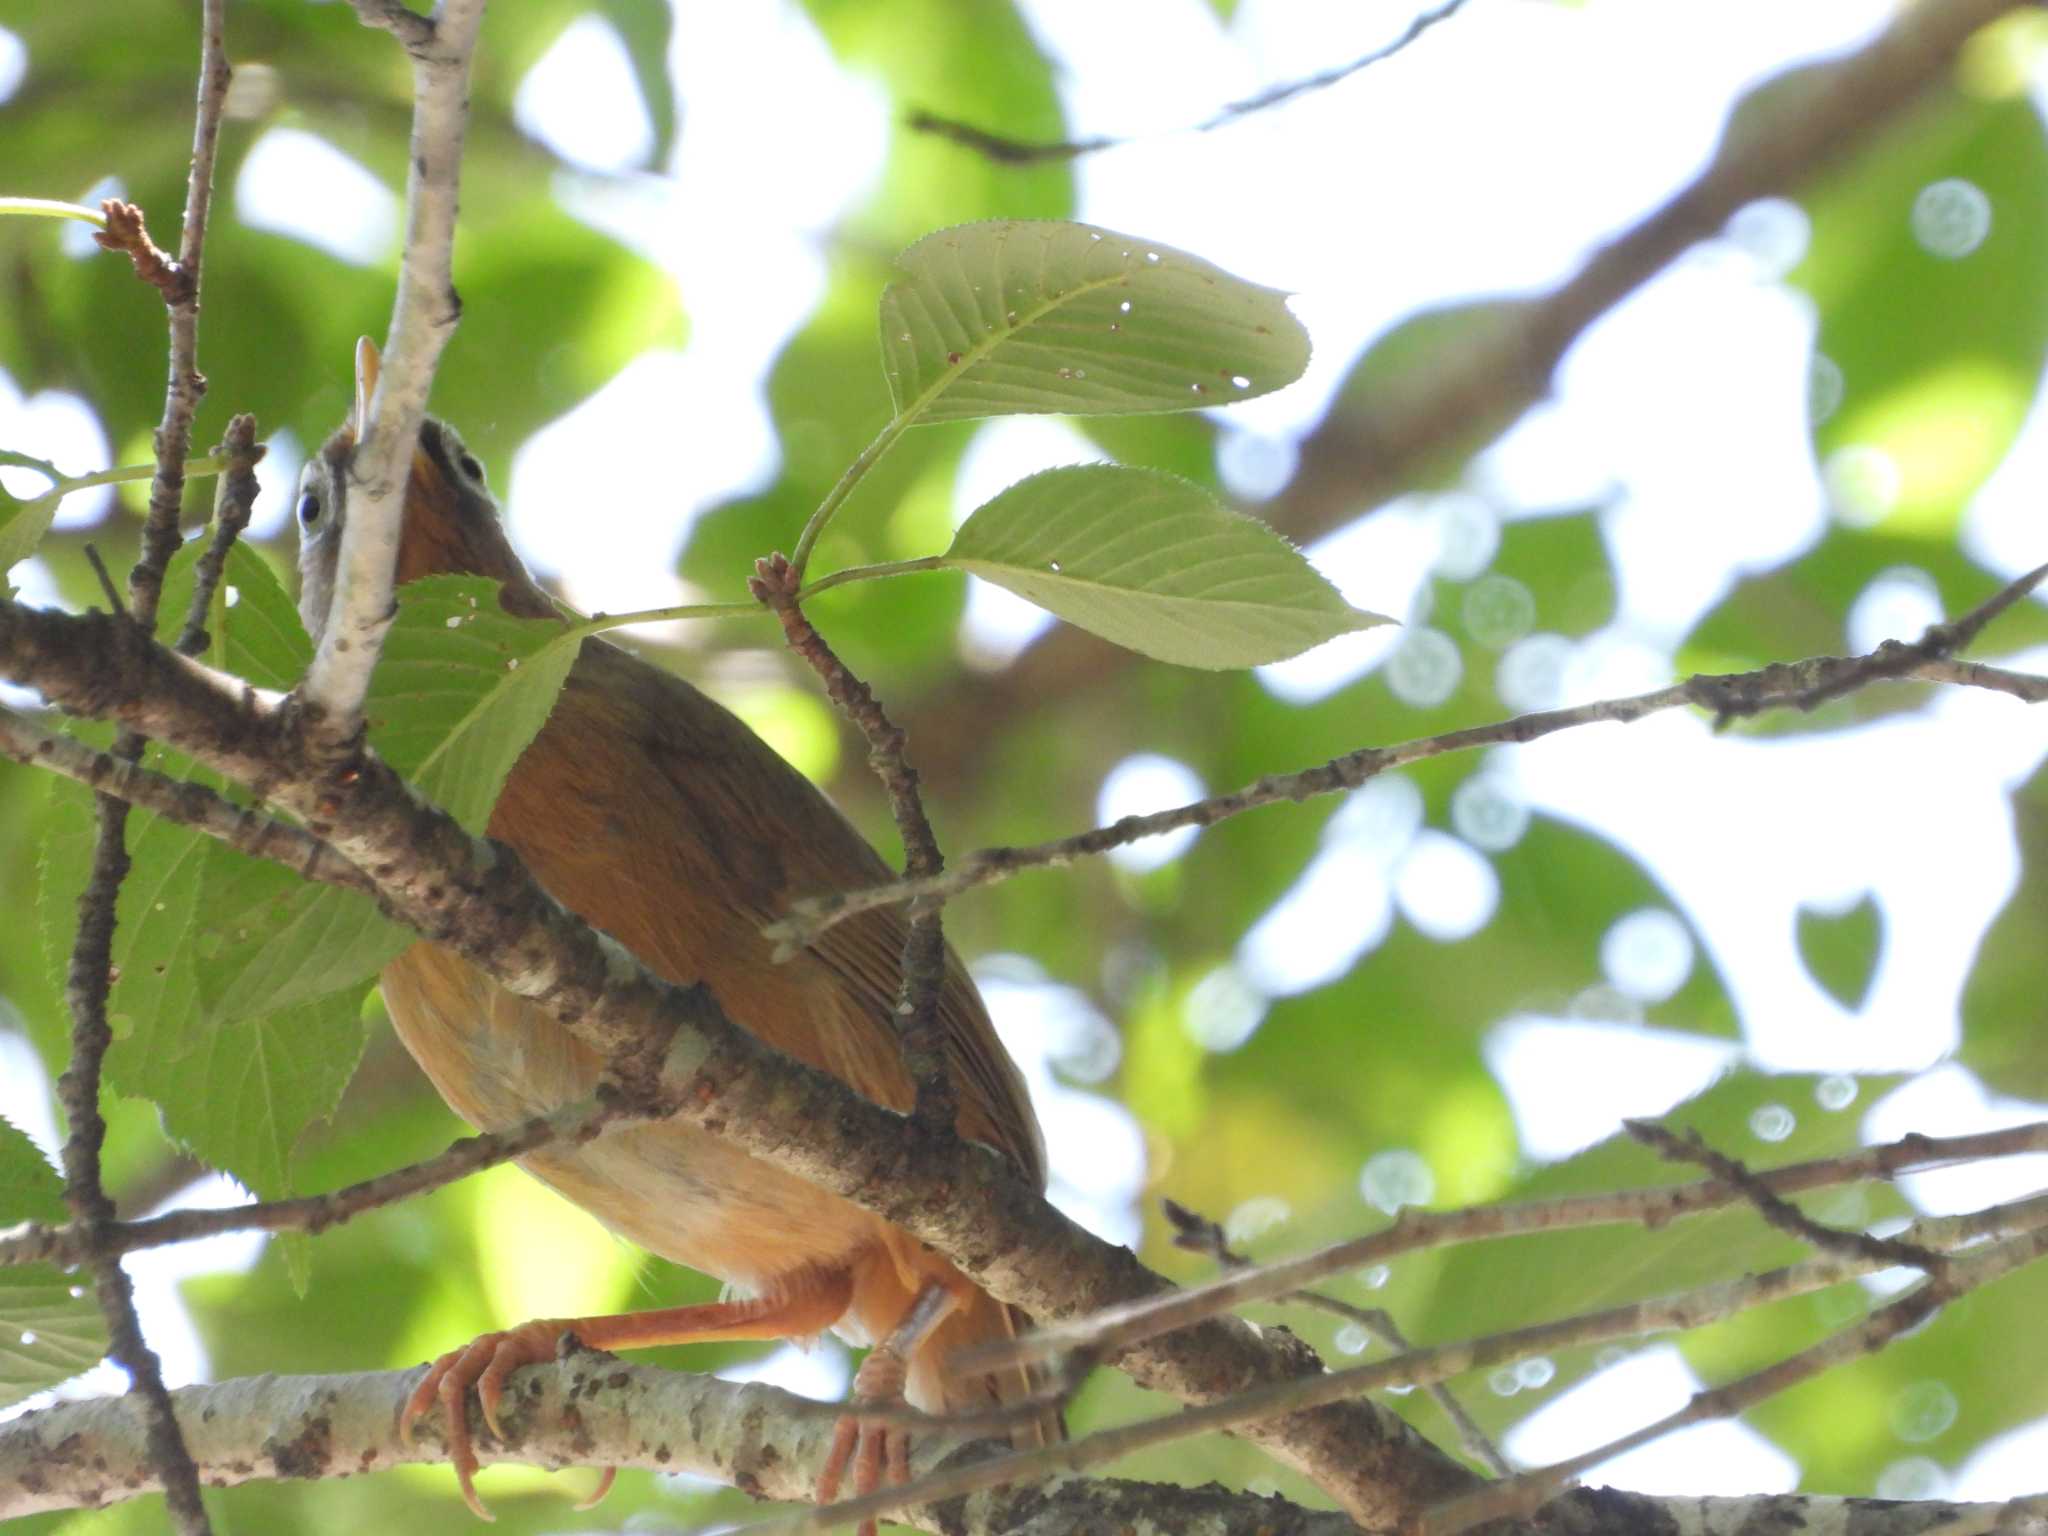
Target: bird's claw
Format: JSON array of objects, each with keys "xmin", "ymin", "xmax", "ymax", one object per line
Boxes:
[
  {"xmin": 401, "ymin": 1320, "xmax": 620, "ymax": 1521},
  {"xmin": 817, "ymin": 1345, "xmax": 914, "ymax": 1536}
]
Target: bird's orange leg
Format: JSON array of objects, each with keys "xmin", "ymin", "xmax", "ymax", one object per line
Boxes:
[
  {"xmin": 817, "ymin": 1280, "xmax": 961, "ymax": 1536},
  {"xmin": 402, "ymin": 1271, "xmax": 854, "ymax": 1521}
]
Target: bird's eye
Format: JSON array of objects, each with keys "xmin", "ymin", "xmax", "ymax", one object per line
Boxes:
[
  {"xmin": 297, "ymin": 491, "xmax": 322, "ymax": 527},
  {"xmin": 457, "ymin": 451, "xmax": 485, "ymax": 483}
]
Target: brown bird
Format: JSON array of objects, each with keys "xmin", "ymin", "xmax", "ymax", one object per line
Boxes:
[{"xmin": 296, "ymin": 340, "xmax": 1057, "ymax": 1521}]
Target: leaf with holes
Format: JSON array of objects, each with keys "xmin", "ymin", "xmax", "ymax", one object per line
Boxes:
[
  {"xmin": 942, "ymin": 464, "xmax": 1387, "ymax": 668},
  {"xmin": 881, "ymin": 221, "xmax": 1310, "ymax": 424},
  {"xmin": 0, "ymin": 1265, "xmax": 106, "ymax": 1408},
  {"xmin": 0, "ymin": 1117, "xmax": 105, "ymax": 1407},
  {"xmin": 367, "ymin": 575, "xmax": 581, "ymax": 835}
]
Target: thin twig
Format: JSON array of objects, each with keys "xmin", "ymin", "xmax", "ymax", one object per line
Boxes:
[
  {"xmin": 773, "ymin": 610, "xmax": 2048, "ymax": 949},
  {"xmin": 1163, "ymin": 1198, "xmax": 1509, "ymax": 1476},
  {"xmin": 1626, "ymin": 1121, "xmax": 1948, "ymax": 1274},
  {"xmin": 0, "ymin": 707, "xmax": 374, "ymax": 897},
  {"xmin": 969, "ymin": 1121, "xmax": 2048, "ymax": 1375},
  {"xmin": 0, "ymin": 1090, "xmax": 661, "ymax": 1270},
  {"xmin": 766, "ymin": 1204, "xmax": 2048, "ymax": 1536},
  {"xmin": 172, "ymin": 414, "xmax": 264, "ymax": 658},
  {"xmin": 750, "ymin": 552, "xmax": 957, "ymax": 1130},
  {"xmin": 55, "ymin": 4, "xmax": 237, "ymax": 1529},
  {"xmin": 1420, "ymin": 1226, "xmax": 2048, "ymax": 1536},
  {"xmin": 81, "ymin": 544, "xmax": 126, "ymax": 617},
  {"xmin": 1704, "ymin": 559, "xmax": 2048, "ymax": 721},
  {"xmin": 906, "ymin": 0, "xmax": 1473, "ymax": 165},
  {"xmin": 1200, "ymin": 0, "xmax": 1474, "ymax": 130}
]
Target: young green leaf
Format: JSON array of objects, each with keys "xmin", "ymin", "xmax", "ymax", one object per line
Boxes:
[
  {"xmin": 0, "ymin": 1266, "xmax": 107, "ymax": 1409},
  {"xmin": 942, "ymin": 464, "xmax": 1388, "ymax": 668},
  {"xmin": 194, "ymin": 854, "xmax": 409, "ymax": 1024},
  {"xmin": 881, "ymin": 221, "xmax": 1310, "ymax": 425},
  {"xmin": 0, "ymin": 486, "xmax": 59, "ymax": 585},
  {"xmin": 367, "ymin": 575, "xmax": 581, "ymax": 835},
  {"xmin": 155, "ymin": 539, "xmax": 311, "ymax": 689},
  {"xmin": 0, "ymin": 1113, "xmax": 64, "ymax": 1226}
]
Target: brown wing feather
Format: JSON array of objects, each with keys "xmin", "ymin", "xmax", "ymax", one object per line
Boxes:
[{"xmin": 495, "ymin": 636, "xmax": 1045, "ymax": 1188}]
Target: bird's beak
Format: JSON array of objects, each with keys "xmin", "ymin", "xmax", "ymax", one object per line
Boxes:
[{"xmin": 353, "ymin": 336, "xmax": 381, "ymax": 439}]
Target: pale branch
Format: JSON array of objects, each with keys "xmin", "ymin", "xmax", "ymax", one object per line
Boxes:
[
  {"xmin": 772, "ymin": 639, "xmax": 2048, "ymax": 949},
  {"xmin": 1914, "ymin": 656, "xmax": 2048, "ymax": 703},
  {"xmin": 977, "ymin": 1121, "xmax": 2048, "ymax": 1374},
  {"xmin": 0, "ymin": 1355, "xmax": 1349, "ymax": 1536},
  {"xmin": 302, "ymin": 0, "xmax": 486, "ymax": 743},
  {"xmin": 1421, "ymin": 1225, "xmax": 2048, "ymax": 1536},
  {"xmin": 0, "ymin": 1091, "xmax": 655, "ymax": 1270},
  {"xmin": 0, "ymin": 595, "xmax": 1472, "ymax": 1527},
  {"xmin": 856, "ymin": 1201, "xmax": 2048, "ymax": 1536},
  {"xmin": 0, "ymin": 707, "xmax": 374, "ymax": 897},
  {"xmin": 751, "ymin": 552, "xmax": 956, "ymax": 1130}
]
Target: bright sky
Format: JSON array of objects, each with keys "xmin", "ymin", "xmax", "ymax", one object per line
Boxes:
[{"xmin": 5, "ymin": 0, "xmax": 2048, "ymax": 1505}]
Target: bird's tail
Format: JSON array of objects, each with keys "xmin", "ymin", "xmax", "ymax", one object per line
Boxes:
[{"xmin": 911, "ymin": 1287, "xmax": 1065, "ymax": 1450}]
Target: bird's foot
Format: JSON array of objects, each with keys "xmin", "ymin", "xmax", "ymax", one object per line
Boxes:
[
  {"xmin": 400, "ymin": 1318, "xmax": 617, "ymax": 1520},
  {"xmin": 818, "ymin": 1344, "xmax": 914, "ymax": 1536}
]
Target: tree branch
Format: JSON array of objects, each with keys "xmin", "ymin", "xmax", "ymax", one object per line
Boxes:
[
  {"xmin": 981, "ymin": 1122, "xmax": 2048, "ymax": 1374},
  {"xmin": 0, "ymin": 1355, "xmax": 1357, "ymax": 1536},
  {"xmin": 301, "ymin": 0, "xmax": 486, "ymax": 747},
  {"xmin": 751, "ymin": 552, "xmax": 956, "ymax": 1128},
  {"xmin": 775, "ymin": 618, "xmax": 2048, "ymax": 949}
]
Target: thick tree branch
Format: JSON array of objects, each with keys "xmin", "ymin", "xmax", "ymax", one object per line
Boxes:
[{"xmin": 0, "ymin": 1355, "xmax": 1352, "ymax": 1536}]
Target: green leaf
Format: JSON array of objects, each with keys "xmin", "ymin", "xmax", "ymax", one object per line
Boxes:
[
  {"xmin": 0, "ymin": 1265, "xmax": 105, "ymax": 1409},
  {"xmin": 366, "ymin": 575, "xmax": 581, "ymax": 835},
  {"xmin": 1962, "ymin": 757, "xmax": 2048, "ymax": 1098},
  {"xmin": 155, "ymin": 538, "xmax": 311, "ymax": 690},
  {"xmin": 1795, "ymin": 895, "xmax": 1883, "ymax": 1012},
  {"xmin": 0, "ymin": 474, "xmax": 61, "ymax": 577},
  {"xmin": 1787, "ymin": 81, "xmax": 2048, "ymax": 532},
  {"xmin": 0, "ymin": 1114, "xmax": 63, "ymax": 1225},
  {"xmin": 881, "ymin": 221, "xmax": 1310, "ymax": 425},
  {"xmin": 126, "ymin": 985, "xmax": 368, "ymax": 1205},
  {"xmin": 194, "ymin": 856, "xmax": 408, "ymax": 1025},
  {"xmin": 39, "ymin": 766, "xmax": 210, "ymax": 1048},
  {"xmin": 941, "ymin": 464, "xmax": 1387, "ymax": 668}
]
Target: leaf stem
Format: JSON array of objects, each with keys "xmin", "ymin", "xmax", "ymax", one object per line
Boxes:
[
  {"xmin": 0, "ymin": 198, "xmax": 109, "ymax": 228},
  {"xmin": 566, "ymin": 599, "xmax": 767, "ymax": 640},
  {"xmin": 2, "ymin": 452, "xmax": 236, "ymax": 500},
  {"xmin": 787, "ymin": 415, "xmax": 913, "ymax": 579},
  {"xmin": 794, "ymin": 555, "xmax": 946, "ymax": 602}
]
